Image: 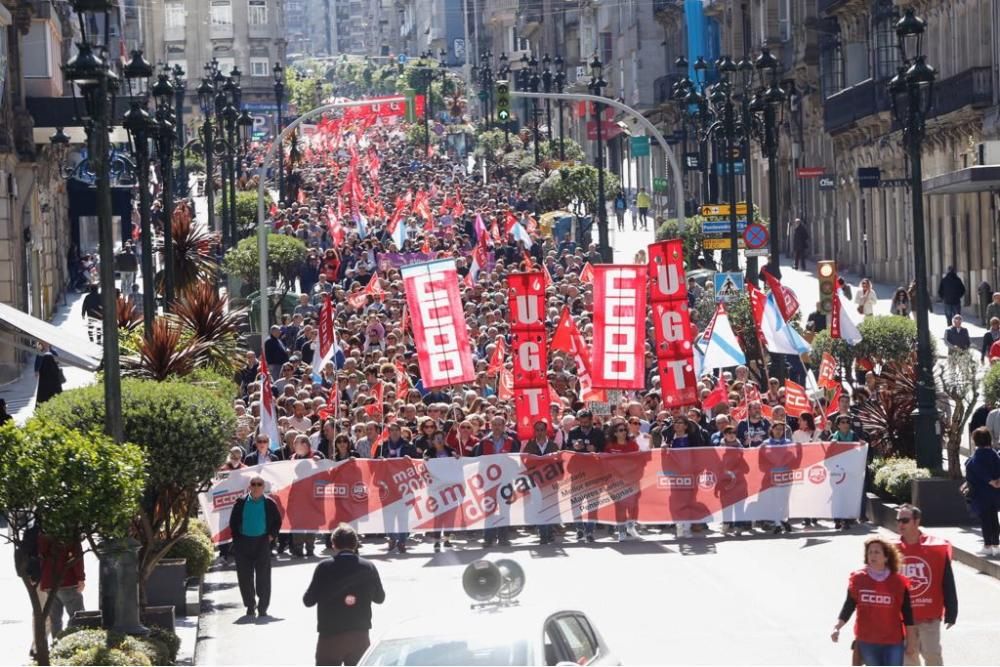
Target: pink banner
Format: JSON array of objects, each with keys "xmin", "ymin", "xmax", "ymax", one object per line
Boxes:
[
  {"xmin": 401, "ymin": 259, "xmax": 475, "ymax": 388},
  {"xmin": 592, "ymin": 265, "xmax": 648, "ymax": 389}
]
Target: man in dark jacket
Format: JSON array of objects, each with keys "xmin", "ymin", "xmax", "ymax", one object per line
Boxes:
[
  {"xmin": 304, "ymin": 524, "xmax": 385, "ymax": 666},
  {"xmin": 229, "ymin": 475, "xmax": 282, "ymax": 618},
  {"xmin": 264, "ymin": 325, "xmax": 290, "ymax": 380},
  {"xmin": 791, "ymin": 218, "xmax": 809, "ymax": 270},
  {"xmin": 938, "ymin": 266, "xmax": 966, "ymax": 322}
]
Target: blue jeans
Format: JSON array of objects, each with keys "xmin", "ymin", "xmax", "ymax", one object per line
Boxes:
[
  {"xmin": 857, "ymin": 641, "xmax": 904, "ymax": 666},
  {"xmin": 944, "ymin": 302, "xmax": 961, "ymax": 322}
]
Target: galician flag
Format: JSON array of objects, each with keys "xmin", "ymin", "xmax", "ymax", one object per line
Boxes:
[
  {"xmin": 311, "ymin": 296, "xmax": 344, "ymax": 379},
  {"xmin": 831, "ymin": 290, "xmax": 863, "ymax": 345},
  {"xmin": 390, "ymin": 217, "xmax": 408, "ymax": 249},
  {"xmin": 760, "ymin": 291, "xmax": 811, "ymax": 355},
  {"xmin": 702, "ymin": 304, "xmax": 746, "ymax": 371},
  {"xmin": 258, "ymin": 350, "xmax": 281, "ymax": 452}
]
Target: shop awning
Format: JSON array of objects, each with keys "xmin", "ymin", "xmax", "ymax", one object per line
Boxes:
[
  {"xmin": 923, "ymin": 165, "xmax": 1000, "ymax": 195},
  {"xmin": 0, "ymin": 301, "xmax": 102, "ymax": 371}
]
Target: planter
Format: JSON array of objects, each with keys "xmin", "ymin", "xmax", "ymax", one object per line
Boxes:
[
  {"xmin": 69, "ymin": 610, "xmax": 103, "ymax": 629},
  {"xmin": 140, "ymin": 604, "xmax": 176, "ymax": 633},
  {"xmin": 910, "ymin": 478, "xmax": 973, "ymax": 527},
  {"xmin": 145, "ymin": 558, "xmax": 187, "ymax": 615}
]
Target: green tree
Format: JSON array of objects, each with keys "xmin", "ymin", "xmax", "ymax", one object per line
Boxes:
[
  {"xmin": 536, "ymin": 164, "xmax": 620, "ymax": 216},
  {"xmin": 217, "ymin": 191, "xmax": 273, "ymax": 239},
  {"xmin": 0, "ymin": 421, "xmax": 146, "ymax": 665},
  {"xmin": 656, "ymin": 215, "xmax": 706, "ymax": 268},
  {"xmin": 223, "ymin": 233, "xmax": 307, "ymax": 323},
  {"xmin": 36, "ymin": 380, "xmax": 234, "ymax": 603}
]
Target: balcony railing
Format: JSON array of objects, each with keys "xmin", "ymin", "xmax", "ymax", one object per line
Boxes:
[
  {"xmin": 823, "ymin": 77, "xmax": 891, "ymax": 134},
  {"xmin": 927, "ymin": 67, "xmax": 992, "ymax": 120}
]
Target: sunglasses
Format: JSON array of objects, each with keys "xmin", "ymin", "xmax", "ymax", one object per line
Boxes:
[
  {"xmin": 250, "ymin": 482, "xmax": 264, "ymax": 487},
  {"xmin": 897, "ymin": 517, "xmax": 912, "ymax": 524}
]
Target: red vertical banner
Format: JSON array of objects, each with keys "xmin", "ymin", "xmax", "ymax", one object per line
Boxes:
[
  {"xmin": 401, "ymin": 259, "xmax": 476, "ymax": 388},
  {"xmin": 647, "ymin": 240, "xmax": 698, "ymax": 407},
  {"xmin": 592, "ymin": 265, "xmax": 648, "ymax": 390},
  {"xmin": 508, "ymin": 272, "xmax": 551, "ymax": 441}
]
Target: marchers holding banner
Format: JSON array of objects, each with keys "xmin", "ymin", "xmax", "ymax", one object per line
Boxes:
[
  {"xmin": 508, "ymin": 272, "xmax": 551, "ymax": 440},
  {"xmin": 592, "ymin": 265, "xmax": 648, "ymax": 389},
  {"xmin": 199, "ymin": 444, "xmax": 868, "ymax": 542},
  {"xmin": 401, "ymin": 259, "xmax": 475, "ymax": 388},
  {"xmin": 647, "ymin": 240, "xmax": 698, "ymax": 407}
]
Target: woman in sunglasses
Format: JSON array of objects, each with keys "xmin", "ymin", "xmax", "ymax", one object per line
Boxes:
[{"xmin": 605, "ymin": 419, "xmax": 640, "ymax": 542}]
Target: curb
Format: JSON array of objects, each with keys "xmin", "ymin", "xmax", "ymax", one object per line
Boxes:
[{"xmin": 865, "ymin": 492, "xmax": 1000, "ymax": 580}]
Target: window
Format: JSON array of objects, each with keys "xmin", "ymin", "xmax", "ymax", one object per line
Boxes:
[
  {"xmin": 873, "ymin": 1, "xmax": 899, "ymax": 79},
  {"xmin": 248, "ymin": 0, "xmax": 267, "ymax": 26},
  {"xmin": 0, "ymin": 28, "xmax": 7, "ymax": 108},
  {"xmin": 210, "ymin": 1, "xmax": 232, "ymax": 26},
  {"xmin": 778, "ymin": 0, "xmax": 791, "ymax": 42},
  {"xmin": 165, "ymin": 2, "xmax": 185, "ymax": 29},
  {"xmin": 552, "ymin": 615, "xmax": 598, "ymax": 665},
  {"xmin": 250, "ymin": 57, "xmax": 270, "ymax": 77},
  {"xmin": 22, "ymin": 22, "xmax": 51, "ymax": 78},
  {"xmin": 215, "ymin": 57, "xmax": 235, "ymax": 75}
]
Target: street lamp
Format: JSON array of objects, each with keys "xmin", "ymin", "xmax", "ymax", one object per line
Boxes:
[
  {"xmin": 62, "ymin": 0, "xmax": 124, "ymax": 445},
  {"xmin": 195, "ymin": 76, "xmax": 218, "ymax": 239},
  {"xmin": 528, "ymin": 55, "xmax": 541, "ymax": 165},
  {"xmin": 751, "ymin": 47, "xmax": 787, "ymax": 280},
  {"xmin": 152, "ymin": 67, "xmax": 177, "ymax": 306},
  {"xmin": 889, "ymin": 8, "xmax": 940, "ymax": 469},
  {"xmin": 541, "ymin": 54, "xmax": 553, "ymax": 144},
  {"xmin": 121, "ymin": 50, "xmax": 157, "ymax": 335},
  {"xmin": 273, "ymin": 62, "xmax": 285, "ymax": 204},
  {"xmin": 553, "ymin": 55, "xmax": 566, "ymax": 160},
  {"xmin": 588, "ymin": 55, "xmax": 610, "ymax": 262},
  {"xmin": 171, "ymin": 64, "xmax": 188, "ymax": 197}
]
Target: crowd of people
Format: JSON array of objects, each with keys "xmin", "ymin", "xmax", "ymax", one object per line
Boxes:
[{"xmin": 215, "ymin": 117, "xmax": 896, "ymax": 558}]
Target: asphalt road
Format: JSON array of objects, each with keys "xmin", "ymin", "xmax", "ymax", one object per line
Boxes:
[{"xmin": 195, "ymin": 525, "xmax": 1000, "ymax": 665}]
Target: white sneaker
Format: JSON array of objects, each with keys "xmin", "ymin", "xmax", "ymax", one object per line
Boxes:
[
  {"xmin": 627, "ymin": 523, "xmax": 640, "ymax": 538},
  {"xmin": 990, "ymin": 546, "xmax": 1000, "ymax": 558},
  {"xmin": 977, "ymin": 547, "xmax": 994, "ymax": 557}
]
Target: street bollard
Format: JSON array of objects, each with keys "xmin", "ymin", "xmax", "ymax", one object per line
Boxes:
[{"xmin": 98, "ymin": 537, "xmax": 149, "ymax": 636}]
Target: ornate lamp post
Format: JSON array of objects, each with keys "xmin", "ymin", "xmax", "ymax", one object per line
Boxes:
[
  {"xmin": 528, "ymin": 54, "xmax": 541, "ymax": 165},
  {"xmin": 554, "ymin": 55, "xmax": 566, "ymax": 160},
  {"xmin": 588, "ymin": 55, "xmax": 610, "ymax": 262},
  {"xmin": 152, "ymin": 67, "xmax": 177, "ymax": 306},
  {"xmin": 890, "ymin": 8, "xmax": 940, "ymax": 469},
  {"xmin": 541, "ymin": 54, "xmax": 553, "ymax": 144},
  {"xmin": 195, "ymin": 75, "xmax": 218, "ymax": 237},
  {"xmin": 171, "ymin": 64, "xmax": 188, "ymax": 197},
  {"xmin": 750, "ymin": 47, "xmax": 787, "ymax": 280},
  {"xmin": 121, "ymin": 50, "xmax": 157, "ymax": 334},
  {"xmin": 273, "ymin": 62, "xmax": 285, "ymax": 204},
  {"xmin": 62, "ymin": 0, "xmax": 124, "ymax": 444}
]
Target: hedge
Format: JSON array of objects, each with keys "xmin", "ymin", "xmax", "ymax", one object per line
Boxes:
[
  {"xmin": 165, "ymin": 531, "xmax": 215, "ymax": 578},
  {"xmin": 983, "ymin": 361, "xmax": 1000, "ymax": 407},
  {"xmin": 51, "ymin": 627, "xmax": 178, "ymax": 666}
]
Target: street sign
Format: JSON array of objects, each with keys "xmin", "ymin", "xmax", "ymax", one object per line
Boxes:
[
  {"xmin": 715, "ymin": 161, "xmax": 745, "ymax": 175},
  {"xmin": 743, "ymin": 223, "xmax": 769, "ymax": 250},
  {"xmin": 684, "ymin": 152, "xmax": 701, "ymax": 170},
  {"xmin": 630, "ymin": 135, "xmax": 650, "ymax": 157},
  {"xmin": 398, "ymin": 54, "xmax": 408, "ymax": 64},
  {"xmin": 702, "ymin": 220, "xmax": 748, "ymax": 235},
  {"xmin": 745, "ymin": 248, "xmax": 770, "ymax": 257},
  {"xmin": 701, "ymin": 203, "xmax": 748, "ymax": 217},
  {"xmin": 818, "ymin": 174, "xmax": 836, "ymax": 191},
  {"xmin": 858, "ymin": 167, "xmax": 881, "ymax": 189},
  {"xmin": 653, "ymin": 177, "xmax": 668, "ymax": 193},
  {"xmin": 714, "ymin": 272, "xmax": 744, "ymax": 303},
  {"xmin": 879, "ymin": 178, "xmax": 910, "ymax": 188},
  {"xmin": 703, "ymin": 237, "xmax": 733, "ymax": 250},
  {"xmin": 796, "ymin": 167, "xmax": 825, "ymax": 178}
]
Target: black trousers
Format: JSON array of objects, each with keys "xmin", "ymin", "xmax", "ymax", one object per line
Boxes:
[
  {"xmin": 234, "ymin": 535, "xmax": 272, "ymax": 612},
  {"xmin": 981, "ymin": 504, "xmax": 1000, "ymax": 546}
]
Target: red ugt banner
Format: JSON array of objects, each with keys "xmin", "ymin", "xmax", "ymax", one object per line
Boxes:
[
  {"xmin": 647, "ymin": 241, "xmax": 698, "ymax": 407},
  {"xmin": 401, "ymin": 259, "xmax": 476, "ymax": 388},
  {"xmin": 508, "ymin": 272, "xmax": 551, "ymax": 441},
  {"xmin": 592, "ymin": 265, "xmax": 648, "ymax": 389}
]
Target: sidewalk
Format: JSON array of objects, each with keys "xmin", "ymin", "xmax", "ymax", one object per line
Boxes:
[{"xmin": 0, "ymin": 292, "xmax": 97, "ymax": 425}]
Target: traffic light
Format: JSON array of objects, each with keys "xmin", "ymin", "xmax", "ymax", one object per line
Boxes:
[
  {"xmin": 496, "ymin": 80, "xmax": 511, "ymax": 122},
  {"xmin": 817, "ymin": 260, "xmax": 837, "ymax": 315}
]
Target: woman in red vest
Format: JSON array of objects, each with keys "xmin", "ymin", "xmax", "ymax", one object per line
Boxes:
[{"xmin": 831, "ymin": 537, "xmax": 915, "ymax": 665}]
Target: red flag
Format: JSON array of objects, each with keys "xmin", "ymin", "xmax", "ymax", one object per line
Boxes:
[
  {"xmin": 526, "ymin": 215, "xmax": 538, "ymax": 235},
  {"xmin": 400, "ymin": 306, "xmax": 410, "ymax": 333},
  {"xmin": 550, "ymin": 307, "xmax": 604, "ymax": 402},
  {"xmin": 761, "ymin": 267, "xmax": 800, "ymax": 321},
  {"xmin": 395, "ymin": 367, "xmax": 410, "ymax": 398},
  {"xmin": 746, "ymin": 283, "xmax": 770, "ymax": 350},
  {"xmin": 451, "ymin": 189, "xmax": 465, "ymax": 218},
  {"xmin": 364, "ymin": 382, "xmax": 384, "ymax": 418},
  {"xmin": 579, "ymin": 262, "xmax": 595, "ymax": 285},
  {"xmin": 818, "ymin": 352, "xmax": 838, "ymax": 389},
  {"xmin": 365, "ymin": 273, "xmax": 385, "ymax": 300},
  {"xmin": 347, "ymin": 291, "xmax": 368, "ymax": 310},
  {"xmin": 497, "ymin": 369, "xmax": 514, "ymax": 400},
  {"xmin": 542, "ymin": 262, "xmax": 553, "ymax": 288},
  {"xmin": 702, "ymin": 377, "xmax": 729, "ymax": 411},
  {"xmin": 550, "ymin": 307, "xmax": 575, "ymax": 353},
  {"xmin": 326, "ymin": 207, "xmax": 345, "ymax": 247},
  {"xmin": 783, "ymin": 380, "xmax": 811, "ymax": 418},
  {"xmin": 827, "ymin": 384, "xmax": 844, "ymax": 417},
  {"xmin": 487, "ymin": 336, "xmax": 507, "ymax": 376},
  {"xmin": 744, "ymin": 384, "xmax": 762, "ymax": 405}
]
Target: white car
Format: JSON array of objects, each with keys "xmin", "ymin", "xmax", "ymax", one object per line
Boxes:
[{"xmin": 359, "ymin": 605, "xmax": 620, "ymax": 666}]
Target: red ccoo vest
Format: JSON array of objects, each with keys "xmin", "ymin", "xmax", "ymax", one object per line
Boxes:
[{"xmin": 848, "ymin": 569, "xmax": 910, "ymax": 645}]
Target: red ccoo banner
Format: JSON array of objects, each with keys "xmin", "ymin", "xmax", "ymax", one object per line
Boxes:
[
  {"xmin": 508, "ymin": 272, "xmax": 551, "ymax": 440},
  {"xmin": 401, "ymin": 259, "xmax": 476, "ymax": 388},
  {"xmin": 592, "ymin": 265, "xmax": 648, "ymax": 389},
  {"xmin": 648, "ymin": 240, "xmax": 698, "ymax": 407}
]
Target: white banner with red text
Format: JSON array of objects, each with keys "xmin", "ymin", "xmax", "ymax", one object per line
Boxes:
[
  {"xmin": 401, "ymin": 259, "xmax": 476, "ymax": 388},
  {"xmin": 199, "ymin": 444, "xmax": 868, "ymax": 542}
]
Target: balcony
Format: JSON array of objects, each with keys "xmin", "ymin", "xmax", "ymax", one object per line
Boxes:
[
  {"xmin": 927, "ymin": 67, "xmax": 992, "ymax": 121},
  {"xmin": 210, "ymin": 22, "xmax": 234, "ymax": 40},
  {"xmin": 249, "ymin": 22, "xmax": 271, "ymax": 39},
  {"xmin": 823, "ymin": 77, "xmax": 891, "ymax": 134}
]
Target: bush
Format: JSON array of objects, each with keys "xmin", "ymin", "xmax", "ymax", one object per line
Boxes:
[
  {"xmin": 855, "ymin": 315, "xmax": 932, "ymax": 364},
  {"xmin": 50, "ymin": 627, "xmax": 176, "ymax": 666},
  {"xmin": 873, "ymin": 457, "xmax": 931, "ymax": 503},
  {"xmin": 810, "ymin": 328, "xmax": 855, "ymax": 373},
  {"xmin": 165, "ymin": 531, "xmax": 215, "ymax": 578},
  {"xmin": 219, "ymin": 191, "xmax": 273, "ymax": 236},
  {"xmin": 187, "ymin": 517, "xmax": 213, "ymax": 542},
  {"xmin": 983, "ymin": 361, "xmax": 1000, "ymax": 407},
  {"xmin": 184, "ymin": 367, "xmax": 239, "ymax": 402}
]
